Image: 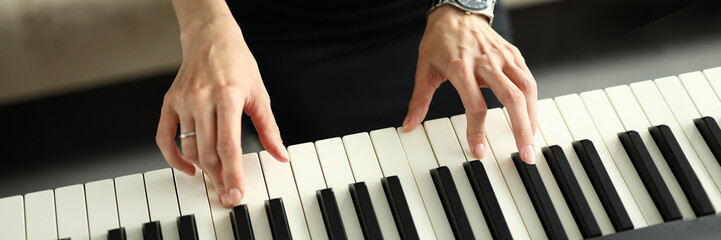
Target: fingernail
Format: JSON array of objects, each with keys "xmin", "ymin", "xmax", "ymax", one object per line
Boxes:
[
  {"xmin": 220, "ymin": 193, "xmax": 231, "ymax": 207},
  {"xmin": 181, "ymin": 168, "xmax": 195, "ymax": 176},
  {"xmin": 473, "ymin": 143, "xmax": 485, "ymax": 159},
  {"xmin": 229, "ymin": 188, "xmax": 242, "ymax": 206},
  {"xmin": 522, "ymin": 145, "xmax": 535, "ymax": 164}
]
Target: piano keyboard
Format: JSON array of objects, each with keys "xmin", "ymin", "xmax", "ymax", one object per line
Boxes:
[{"xmin": 3, "ymin": 66, "xmax": 721, "ymax": 240}]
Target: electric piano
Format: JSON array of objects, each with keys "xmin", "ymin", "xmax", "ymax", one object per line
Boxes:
[{"xmin": 3, "ymin": 66, "xmax": 721, "ymax": 240}]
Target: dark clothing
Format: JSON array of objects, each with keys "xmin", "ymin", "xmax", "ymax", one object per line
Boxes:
[{"xmin": 227, "ymin": 0, "xmax": 511, "ymax": 145}]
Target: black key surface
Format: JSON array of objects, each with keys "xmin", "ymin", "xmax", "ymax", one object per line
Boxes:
[
  {"xmin": 349, "ymin": 182, "xmax": 384, "ymax": 240},
  {"xmin": 573, "ymin": 140, "xmax": 634, "ymax": 232},
  {"xmin": 317, "ymin": 188, "xmax": 347, "ymax": 240},
  {"xmin": 142, "ymin": 221, "xmax": 163, "ymax": 240},
  {"xmin": 430, "ymin": 166, "xmax": 475, "ymax": 240},
  {"xmin": 650, "ymin": 125, "xmax": 715, "ymax": 216},
  {"xmin": 177, "ymin": 214, "xmax": 199, "ymax": 240},
  {"xmin": 513, "ymin": 152, "xmax": 568, "ymax": 240},
  {"xmin": 695, "ymin": 116, "xmax": 721, "ymax": 166},
  {"xmin": 265, "ymin": 198, "xmax": 292, "ymax": 240},
  {"xmin": 108, "ymin": 227, "xmax": 127, "ymax": 240},
  {"xmin": 463, "ymin": 160, "xmax": 513, "ymax": 240},
  {"xmin": 382, "ymin": 176, "xmax": 419, "ymax": 240},
  {"xmin": 618, "ymin": 130, "xmax": 682, "ymax": 221},
  {"xmin": 230, "ymin": 204, "xmax": 255, "ymax": 240}
]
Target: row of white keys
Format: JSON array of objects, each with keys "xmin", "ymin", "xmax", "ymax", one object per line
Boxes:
[
  {"xmin": 315, "ymin": 138, "xmax": 365, "ymax": 240},
  {"xmin": 652, "ymin": 76, "xmax": 721, "ymax": 212},
  {"xmin": 579, "ymin": 90, "xmax": 664, "ymax": 224},
  {"xmin": 424, "ymin": 118, "xmax": 494, "ymax": 239},
  {"xmin": 537, "ymin": 99, "xmax": 616, "ymax": 235},
  {"xmin": 55, "ymin": 184, "xmax": 89, "ymax": 239},
  {"xmin": 704, "ymin": 67, "xmax": 721, "ymax": 101},
  {"xmin": 484, "ymin": 108, "xmax": 546, "ymax": 239},
  {"xmin": 86, "ymin": 179, "xmax": 120, "ymax": 239},
  {"xmin": 259, "ymin": 151, "xmax": 312, "ymax": 239},
  {"xmin": 114, "ymin": 174, "xmax": 150, "ymax": 240},
  {"xmin": 25, "ymin": 190, "xmax": 57, "ymax": 240},
  {"xmin": 369, "ymin": 127, "xmax": 437, "ymax": 239},
  {"xmin": 679, "ymin": 72, "xmax": 721, "ymax": 190},
  {"xmin": 144, "ymin": 168, "xmax": 181, "ymax": 240},
  {"xmin": 0, "ymin": 195, "xmax": 25, "ymax": 240},
  {"xmin": 605, "ymin": 85, "xmax": 695, "ymax": 219},
  {"xmin": 173, "ymin": 168, "xmax": 216, "ymax": 240},
  {"xmin": 288, "ymin": 143, "xmax": 331, "ymax": 240},
  {"xmin": 343, "ymin": 133, "xmax": 401, "ymax": 239},
  {"xmin": 449, "ymin": 114, "xmax": 535, "ymax": 240},
  {"xmin": 396, "ymin": 127, "xmax": 455, "ymax": 238},
  {"xmin": 554, "ymin": 94, "xmax": 648, "ymax": 228}
]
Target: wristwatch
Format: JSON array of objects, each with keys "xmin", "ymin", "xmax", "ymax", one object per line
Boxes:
[{"xmin": 429, "ymin": 0, "xmax": 496, "ymax": 23}]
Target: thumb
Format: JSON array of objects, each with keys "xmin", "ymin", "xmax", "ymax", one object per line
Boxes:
[
  {"xmin": 246, "ymin": 89, "xmax": 289, "ymax": 162},
  {"xmin": 404, "ymin": 63, "xmax": 441, "ymax": 132}
]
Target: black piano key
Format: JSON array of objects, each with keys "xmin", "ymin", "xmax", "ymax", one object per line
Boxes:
[
  {"xmin": 573, "ymin": 140, "xmax": 634, "ymax": 232},
  {"xmin": 618, "ymin": 130, "xmax": 683, "ymax": 222},
  {"xmin": 317, "ymin": 188, "xmax": 348, "ymax": 240},
  {"xmin": 142, "ymin": 221, "xmax": 163, "ymax": 240},
  {"xmin": 382, "ymin": 176, "xmax": 419, "ymax": 240},
  {"xmin": 230, "ymin": 204, "xmax": 255, "ymax": 240},
  {"xmin": 513, "ymin": 152, "xmax": 568, "ymax": 240},
  {"xmin": 650, "ymin": 125, "xmax": 715, "ymax": 216},
  {"xmin": 265, "ymin": 198, "xmax": 292, "ymax": 240},
  {"xmin": 349, "ymin": 182, "xmax": 384, "ymax": 240},
  {"xmin": 108, "ymin": 227, "xmax": 127, "ymax": 240},
  {"xmin": 430, "ymin": 166, "xmax": 475, "ymax": 240},
  {"xmin": 695, "ymin": 116, "xmax": 721, "ymax": 165},
  {"xmin": 177, "ymin": 214, "xmax": 199, "ymax": 240},
  {"xmin": 463, "ymin": 160, "xmax": 513, "ymax": 240}
]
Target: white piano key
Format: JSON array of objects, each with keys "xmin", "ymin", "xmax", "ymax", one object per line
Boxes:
[
  {"xmin": 703, "ymin": 66, "xmax": 721, "ymax": 100},
  {"xmin": 55, "ymin": 184, "xmax": 89, "ymax": 240},
  {"xmin": 173, "ymin": 168, "xmax": 216, "ymax": 240},
  {"xmin": 343, "ymin": 133, "xmax": 401, "ymax": 239},
  {"xmin": 204, "ymin": 175, "xmax": 233, "ymax": 240},
  {"xmin": 315, "ymin": 138, "xmax": 365, "ymax": 240},
  {"xmin": 605, "ymin": 85, "xmax": 695, "ymax": 219},
  {"xmin": 144, "ymin": 168, "xmax": 181, "ymax": 240},
  {"xmin": 259, "ymin": 150, "xmax": 312, "ymax": 240},
  {"xmin": 0, "ymin": 195, "xmax": 26, "ymax": 240},
  {"xmin": 484, "ymin": 108, "xmax": 548, "ymax": 239},
  {"xmin": 288, "ymin": 143, "xmax": 330, "ymax": 240},
  {"xmin": 114, "ymin": 174, "xmax": 150, "ymax": 240},
  {"xmin": 86, "ymin": 179, "xmax": 120, "ymax": 240},
  {"xmin": 25, "ymin": 190, "xmax": 57, "ymax": 240},
  {"xmin": 580, "ymin": 90, "xmax": 663, "ymax": 224},
  {"xmin": 642, "ymin": 77, "xmax": 721, "ymax": 212},
  {"xmin": 555, "ymin": 94, "xmax": 648, "ymax": 228},
  {"xmin": 243, "ymin": 154, "xmax": 274, "ymax": 239},
  {"xmin": 369, "ymin": 127, "xmax": 437, "ymax": 239},
  {"xmin": 537, "ymin": 98, "xmax": 616, "ymax": 235},
  {"xmin": 423, "ymin": 118, "xmax": 494, "ymax": 239},
  {"xmin": 396, "ymin": 127, "xmax": 455, "ymax": 239},
  {"xmin": 449, "ymin": 114, "xmax": 534, "ymax": 240}
]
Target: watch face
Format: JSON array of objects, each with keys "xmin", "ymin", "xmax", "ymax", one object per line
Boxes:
[{"xmin": 456, "ymin": 0, "xmax": 488, "ymax": 10}]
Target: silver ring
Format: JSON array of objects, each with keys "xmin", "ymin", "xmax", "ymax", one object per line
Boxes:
[{"xmin": 180, "ymin": 131, "xmax": 196, "ymax": 139}]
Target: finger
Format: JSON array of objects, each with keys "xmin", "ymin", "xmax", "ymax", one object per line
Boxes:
[
  {"xmin": 216, "ymin": 93, "xmax": 246, "ymax": 208},
  {"xmin": 506, "ymin": 45, "xmax": 538, "ymax": 133},
  {"xmin": 403, "ymin": 62, "xmax": 439, "ymax": 132},
  {"xmin": 156, "ymin": 104, "xmax": 195, "ymax": 175},
  {"xmin": 504, "ymin": 62, "xmax": 538, "ymax": 137},
  {"xmin": 179, "ymin": 113, "xmax": 199, "ymax": 166},
  {"xmin": 246, "ymin": 87, "xmax": 288, "ymax": 163},
  {"xmin": 194, "ymin": 105, "xmax": 231, "ymax": 206},
  {"xmin": 447, "ymin": 62, "xmax": 489, "ymax": 160}
]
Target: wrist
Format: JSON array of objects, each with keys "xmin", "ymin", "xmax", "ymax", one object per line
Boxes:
[{"xmin": 429, "ymin": 5, "xmax": 490, "ymax": 24}]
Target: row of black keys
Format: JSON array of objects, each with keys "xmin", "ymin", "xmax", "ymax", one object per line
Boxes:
[{"xmin": 99, "ymin": 117, "xmax": 721, "ymax": 240}]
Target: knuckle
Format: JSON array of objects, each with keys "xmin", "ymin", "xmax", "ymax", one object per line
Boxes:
[
  {"xmin": 498, "ymin": 87, "xmax": 525, "ymax": 105},
  {"xmin": 465, "ymin": 105, "xmax": 487, "ymax": 116},
  {"xmin": 216, "ymin": 143, "xmax": 240, "ymax": 157},
  {"xmin": 468, "ymin": 130, "xmax": 486, "ymax": 141},
  {"xmin": 199, "ymin": 154, "xmax": 220, "ymax": 169}
]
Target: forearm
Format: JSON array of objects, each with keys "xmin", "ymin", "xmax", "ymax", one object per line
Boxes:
[{"xmin": 170, "ymin": 0, "xmax": 239, "ymax": 43}]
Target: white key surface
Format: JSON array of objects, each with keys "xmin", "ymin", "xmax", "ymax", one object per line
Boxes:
[
  {"xmin": 343, "ymin": 132, "xmax": 401, "ymax": 239},
  {"xmin": 423, "ymin": 118, "xmax": 494, "ymax": 239},
  {"xmin": 25, "ymin": 190, "xmax": 57, "ymax": 240},
  {"xmin": 0, "ymin": 195, "xmax": 26, "ymax": 240},
  {"xmin": 288, "ymin": 143, "xmax": 330, "ymax": 240},
  {"xmin": 115, "ymin": 174, "xmax": 150, "ymax": 240},
  {"xmin": 370, "ymin": 127, "xmax": 437, "ymax": 239},
  {"xmin": 703, "ymin": 66, "xmax": 721, "ymax": 100},
  {"xmin": 315, "ymin": 137, "xmax": 365, "ymax": 240},
  {"xmin": 605, "ymin": 85, "xmax": 695, "ymax": 219},
  {"xmin": 204, "ymin": 175, "xmax": 233, "ymax": 240},
  {"xmin": 396, "ymin": 127, "xmax": 455, "ymax": 239},
  {"xmin": 174, "ymin": 168, "xmax": 216, "ymax": 240},
  {"xmin": 55, "ymin": 184, "xmax": 89, "ymax": 240},
  {"xmin": 554, "ymin": 94, "xmax": 648, "ymax": 228},
  {"xmin": 144, "ymin": 168, "xmax": 181, "ymax": 240},
  {"xmin": 259, "ymin": 150, "xmax": 311, "ymax": 240},
  {"xmin": 449, "ymin": 114, "xmax": 533, "ymax": 240},
  {"xmin": 85, "ymin": 179, "xmax": 120, "ymax": 240}
]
